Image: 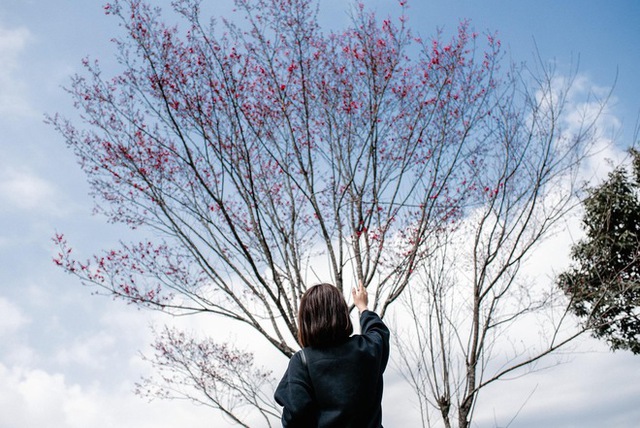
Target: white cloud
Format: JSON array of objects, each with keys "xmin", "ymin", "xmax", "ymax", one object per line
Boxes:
[
  {"xmin": 53, "ymin": 332, "xmax": 117, "ymax": 370},
  {"xmin": 472, "ymin": 339, "xmax": 640, "ymax": 427},
  {"xmin": 0, "ymin": 167, "xmax": 61, "ymax": 214},
  {"xmin": 0, "ymin": 362, "xmax": 221, "ymax": 428},
  {"xmin": 0, "ymin": 24, "xmax": 34, "ymax": 117},
  {"xmin": 561, "ymin": 74, "xmax": 625, "ymax": 183},
  {"xmin": 0, "ymin": 297, "xmax": 28, "ymax": 335}
]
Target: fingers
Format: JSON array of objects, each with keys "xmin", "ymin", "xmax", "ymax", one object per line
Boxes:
[
  {"xmin": 352, "ymin": 282, "xmax": 363, "ymax": 298},
  {"xmin": 353, "ymin": 280, "xmax": 367, "ymax": 297},
  {"xmin": 353, "ymin": 280, "xmax": 368, "ymax": 312}
]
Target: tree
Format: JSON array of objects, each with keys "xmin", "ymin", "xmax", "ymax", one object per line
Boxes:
[
  {"xmin": 48, "ymin": 0, "xmax": 607, "ymax": 425},
  {"xmin": 558, "ymin": 148, "xmax": 640, "ymax": 354},
  {"xmin": 392, "ymin": 62, "xmax": 610, "ymax": 427}
]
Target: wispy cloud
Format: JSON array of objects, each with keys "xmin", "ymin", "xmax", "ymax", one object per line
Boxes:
[
  {"xmin": 0, "ymin": 167, "xmax": 61, "ymax": 214},
  {"xmin": 0, "ymin": 23, "xmax": 34, "ymax": 117},
  {"xmin": 557, "ymin": 73, "xmax": 626, "ymax": 182}
]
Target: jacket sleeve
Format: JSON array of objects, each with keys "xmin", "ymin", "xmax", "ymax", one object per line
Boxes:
[
  {"xmin": 274, "ymin": 351, "xmax": 317, "ymax": 427},
  {"xmin": 359, "ymin": 310, "xmax": 390, "ymax": 368}
]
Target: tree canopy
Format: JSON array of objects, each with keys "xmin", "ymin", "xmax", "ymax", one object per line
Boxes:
[
  {"xmin": 558, "ymin": 149, "xmax": 640, "ymax": 354},
  {"xmin": 50, "ymin": 0, "xmax": 502, "ymax": 357}
]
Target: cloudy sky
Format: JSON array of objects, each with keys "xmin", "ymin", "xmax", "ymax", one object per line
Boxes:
[{"xmin": 1, "ymin": 0, "xmax": 639, "ymax": 427}]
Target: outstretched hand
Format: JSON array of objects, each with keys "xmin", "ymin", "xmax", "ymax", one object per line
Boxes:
[{"xmin": 352, "ymin": 281, "xmax": 368, "ymax": 313}]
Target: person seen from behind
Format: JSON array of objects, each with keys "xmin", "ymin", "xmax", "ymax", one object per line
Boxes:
[{"xmin": 274, "ymin": 282, "xmax": 390, "ymax": 427}]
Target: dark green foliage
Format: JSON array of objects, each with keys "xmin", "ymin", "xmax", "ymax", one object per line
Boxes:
[{"xmin": 558, "ymin": 149, "xmax": 640, "ymax": 354}]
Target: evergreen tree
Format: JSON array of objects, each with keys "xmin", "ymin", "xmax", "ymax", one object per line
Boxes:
[{"xmin": 559, "ymin": 149, "xmax": 640, "ymax": 354}]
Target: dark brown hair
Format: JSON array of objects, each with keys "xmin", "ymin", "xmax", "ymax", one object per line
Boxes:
[{"xmin": 298, "ymin": 283, "xmax": 353, "ymax": 348}]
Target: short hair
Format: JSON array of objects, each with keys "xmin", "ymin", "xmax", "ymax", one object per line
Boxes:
[{"xmin": 298, "ymin": 283, "xmax": 354, "ymax": 348}]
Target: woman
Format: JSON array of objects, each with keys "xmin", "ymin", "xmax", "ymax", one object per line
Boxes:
[{"xmin": 274, "ymin": 282, "xmax": 390, "ymax": 427}]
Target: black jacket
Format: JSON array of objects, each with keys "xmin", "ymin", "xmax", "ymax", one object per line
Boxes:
[{"xmin": 274, "ymin": 310, "xmax": 390, "ymax": 428}]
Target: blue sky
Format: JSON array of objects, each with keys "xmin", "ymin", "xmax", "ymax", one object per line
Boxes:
[{"xmin": 0, "ymin": 1, "xmax": 639, "ymax": 427}]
